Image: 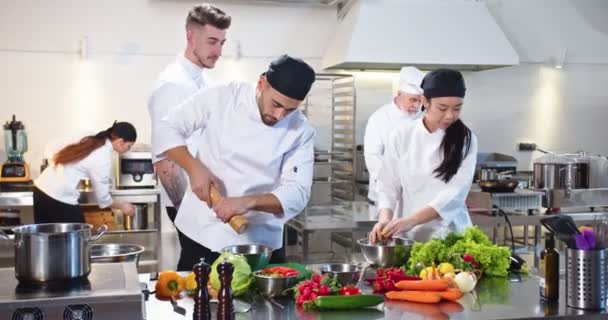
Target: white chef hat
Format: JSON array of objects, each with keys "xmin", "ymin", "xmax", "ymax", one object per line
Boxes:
[{"xmin": 398, "ymin": 66, "xmax": 425, "ymax": 95}]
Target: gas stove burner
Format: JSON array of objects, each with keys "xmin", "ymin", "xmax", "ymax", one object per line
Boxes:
[
  {"xmin": 63, "ymin": 304, "xmax": 93, "ymax": 320},
  {"xmin": 12, "ymin": 307, "xmax": 44, "ymax": 320},
  {"xmin": 16, "ymin": 277, "xmax": 91, "ymax": 295}
]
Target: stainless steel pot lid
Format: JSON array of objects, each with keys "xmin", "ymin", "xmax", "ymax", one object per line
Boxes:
[{"xmin": 11, "ymin": 223, "xmax": 93, "ymax": 234}]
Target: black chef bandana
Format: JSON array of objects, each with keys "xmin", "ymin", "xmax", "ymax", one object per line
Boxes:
[
  {"xmin": 421, "ymin": 69, "xmax": 466, "ymax": 99},
  {"xmin": 264, "ymin": 54, "xmax": 315, "ymax": 101}
]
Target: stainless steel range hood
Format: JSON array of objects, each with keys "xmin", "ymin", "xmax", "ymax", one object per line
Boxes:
[{"xmin": 322, "ymin": 0, "xmax": 520, "ymax": 71}]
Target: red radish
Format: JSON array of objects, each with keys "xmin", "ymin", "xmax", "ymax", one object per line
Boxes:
[{"xmin": 318, "ymin": 285, "xmax": 331, "ymax": 296}]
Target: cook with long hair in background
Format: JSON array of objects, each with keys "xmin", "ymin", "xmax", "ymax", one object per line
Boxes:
[{"xmin": 33, "ymin": 122, "xmax": 138, "ymax": 223}]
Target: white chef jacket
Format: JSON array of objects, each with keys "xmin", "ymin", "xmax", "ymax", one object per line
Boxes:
[
  {"xmin": 376, "ymin": 117, "xmax": 477, "ymax": 241},
  {"xmin": 153, "ymin": 81, "xmax": 315, "ymax": 251},
  {"xmin": 363, "ymin": 100, "xmax": 421, "ymax": 218},
  {"xmin": 35, "ymin": 138, "xmax": 114, "ymax": 208},
  {"xmin": 148, "ymin": 55, "xmax": 208, "ymax": 162},
  {"xmin": 148, "ymin": 55, "xmax": 208, "ymax": 208}
]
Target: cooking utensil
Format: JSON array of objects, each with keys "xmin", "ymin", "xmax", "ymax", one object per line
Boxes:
[
  {"xmin": 91, "ymin": 243, "xmax": 145, "ymax": 267},
  {"xmin": 170, "ymin": 296, "xmax": 186, "ymax": 316},
  {"xmin": 124, "ymin": 203, "xmax": 148, "ymax": 230},
  {"xmin": 266, "ymin": 296, "xmax": 285, "ymax": 310},
  {"xmin": 210, "ymin": 185, "xmax": 248, "ymax": 233},
  {"xmin": 593, "ymin": 216, "xmax": 608, "ymax": 249},
  {"xmin": 0, "ymin": 223, "xmax": 107, "ymax": 282},
  {"xmin": 479, "ymin": 180, "xmax": 519, "ymax": 193},
  {"xmin": 357, "ymin": 237, "xmax": 413, "ymax": 267},
  {"xmin": 480, "ymin": 169, "xmax": 499, "ymax": 181},
  {"xmin": 582, "ymin": 229, "xmax": 596, "ymax": 250},
  {"xmin": 253, "ymin": 270, "xmax": 298, "ymax": 298},
  {"xmin": 575, "ymin": 234, "xmax": 592, "ymax": 250},
  {"xmin": 222, "ymin": 244, "xmax": 273, "ymax": 271},
  {"xmin": 319, "ymin": 263, "xmax": 362, "ymax": 286},
  {"xmin": 540, "ymin": 216, "xmax": 579, "ymax": 248}
]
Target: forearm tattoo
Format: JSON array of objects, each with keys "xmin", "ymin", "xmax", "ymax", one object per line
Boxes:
[{"xmin": 155, "ymin": 159, "xmax": 188, "ymax": 209}]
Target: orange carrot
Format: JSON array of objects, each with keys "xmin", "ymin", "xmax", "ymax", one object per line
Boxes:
[
  {"xmin": 395, "ymin": 279, "xmax": 449, "ymax": 291},
  {"xmin": 385, "ymin": 290, "xmax": 442, "ymax": 304},
  {"xmin": 437, "ymin": 288, "xmax": 463, "ymax": 301}
]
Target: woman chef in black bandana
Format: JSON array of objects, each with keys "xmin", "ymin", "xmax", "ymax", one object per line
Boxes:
[{"xmin": 369, "ymin": 69, "xmax": 478, "ymax": 242}]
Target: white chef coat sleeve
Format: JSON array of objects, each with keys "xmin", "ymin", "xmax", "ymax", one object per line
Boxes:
[
  {"xmin": 148, "ymin": 83, "xmax": 197, "ymax": 163},
  {"xmin": 270, "ymin": 128, "xmax": 315, "ymax": 220},
  {"xmin": 428, "ymin": 134, "xmax": 478, "ymax": 222},
  {"xmin": 153, "ymin": 84, "xmax": 224, "ymax": 158},
  {"xmin": 376, "ymin": 129, "xmax": 404, "ymax": 211},
  {"xmin": 87, "ymin": 149, "xmax": 114, "ymax": 209},
  {"xmin": 363, "ymin": 113, "xmax": 384, "ymax": 190}
]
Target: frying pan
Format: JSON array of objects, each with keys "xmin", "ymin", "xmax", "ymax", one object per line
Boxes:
[{"xmin": 479, "ymin": 180, "xmax": 518, "ymax": 193}]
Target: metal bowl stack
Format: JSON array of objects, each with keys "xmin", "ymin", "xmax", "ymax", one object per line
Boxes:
[
  {"xmin": 221, "ymin": 244, "xmax": 273, "ymax": 271},
  {"xmin": 357, "ymin": 237, "xmax": 413, "ymax": 267}
]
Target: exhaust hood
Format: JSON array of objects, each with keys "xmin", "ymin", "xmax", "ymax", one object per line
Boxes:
[{"xmin": 322, "ymin": 0, "xmax": 519, "ymax": 71}]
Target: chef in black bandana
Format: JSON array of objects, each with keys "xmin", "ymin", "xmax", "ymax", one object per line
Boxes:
[
  {"xmin": 154, "ymin": 54, "xmax": 316, "ymax": 270},
  {"xmin": 369, "ymin": 69, "xmax": 478, "ymax": 243}
]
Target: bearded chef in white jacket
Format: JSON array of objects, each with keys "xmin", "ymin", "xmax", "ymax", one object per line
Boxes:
[
  {"xmin": 364, "ymin": 67, "xmax": 425, "ymax": 219},
  {"xmin": 154, "ymin": 55, "xmax": 316, "ymax": 270},
  {"xmin": 369, "ymin": 69, "xmax": 477, "ymax": 243}
]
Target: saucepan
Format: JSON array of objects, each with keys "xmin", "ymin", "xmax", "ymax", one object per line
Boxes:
[{"xmin": 0, "ymin": 223, "xmax": 107, "ymax": 282}]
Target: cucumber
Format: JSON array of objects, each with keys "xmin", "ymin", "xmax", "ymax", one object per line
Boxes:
[{"xmin": 313, "ymin": 294, "xmax": 384, "ymax": 310}]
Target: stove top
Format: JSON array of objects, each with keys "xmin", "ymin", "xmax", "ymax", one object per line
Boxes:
[{"xmin": 0, "ymin": 263, "xmax": 144, "ymax": 320}]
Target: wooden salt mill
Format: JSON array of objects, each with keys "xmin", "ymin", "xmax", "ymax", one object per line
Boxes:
[
  {"xmin": 216, "ymin": 259, "xmax": 235, "ymax": 320},
  {"xmin": 193, "ymin": 258, "xmax": 211, "ymax": 320}
]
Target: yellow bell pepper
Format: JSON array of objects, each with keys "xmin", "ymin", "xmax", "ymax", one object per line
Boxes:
[{"xmin": 185, "ymin": 272, "xmax": 197, "ymax": 296}]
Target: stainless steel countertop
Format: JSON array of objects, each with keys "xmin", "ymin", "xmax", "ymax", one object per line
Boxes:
[
  {"xmin": 0, "ymin": 192, "xmax": 33, "ymax": 206},
  {"xmin": 142, "ymin": 267, "xmax": 607, "ymax": 319}
]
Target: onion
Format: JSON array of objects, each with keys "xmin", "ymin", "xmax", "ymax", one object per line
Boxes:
[{"xmin": 455, "ymin": 272, "xmax": 477, "ymax": 293}]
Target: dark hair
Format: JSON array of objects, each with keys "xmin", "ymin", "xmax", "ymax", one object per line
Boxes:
[
  {"xmin": 53, "ymin": 122, "xmax": 136, "ymax": 165},
  {"xmin": 186, "ymin": 4, "xmax": 231, "ymax": 30},
  {"xmin": 428, "ymin": 98, "xmax": 473, "ymax": 183}
]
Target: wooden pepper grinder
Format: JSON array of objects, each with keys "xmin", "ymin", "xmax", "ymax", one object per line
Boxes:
[
  {"xmin": 216, "ymin": 259, "xmax": 235, "ymax": 320},
  {"xmin": 210, "ymin": 185, "xmax": 248, "ymax": 234},
  {"xmin": 193, "ymin": 258, "xmax": 211, "ymax": 320}
]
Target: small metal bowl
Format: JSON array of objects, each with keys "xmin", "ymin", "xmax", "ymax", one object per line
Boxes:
[
  {"xmin": 319, "ymin": 263, "xmax": 362, "ymax": 286},
  {"xmin": 358, "ymin": 237, "xmax": 413, "ymax": 267},
  {"xmin": 91, "ymin": 243, "xmax": 145, "ymax": 267},
  {"xmin": 253, "ymin": 270, "xmax": 298, "ymax": 298},
  {"xmin": 222, "ymin": 244, "xmax": 273, "ymax": 271}
]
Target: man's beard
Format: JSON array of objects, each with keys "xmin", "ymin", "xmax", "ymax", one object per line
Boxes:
[{"xmin": 261, "ymin": 114, "xmax": 278, "ymax": 126}]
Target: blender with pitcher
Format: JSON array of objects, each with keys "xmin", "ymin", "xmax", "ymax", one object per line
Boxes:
[{"xmin": 0, "ymin": 115, "xmax": 31, "ymax": 186}]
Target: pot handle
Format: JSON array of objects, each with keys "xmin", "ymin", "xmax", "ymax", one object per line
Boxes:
[
  {"xmin": 90, "ymin": 224, "xmax": 108, "ymax": 242},
  {"xmin": 0, "ymin": 229, "xmax": 11, "ymax": 240}
]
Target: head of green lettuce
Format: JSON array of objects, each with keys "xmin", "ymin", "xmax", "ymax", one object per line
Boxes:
[{"xmin": 210, "ymin": 252, "xmax": 253, "ymax": 296}]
